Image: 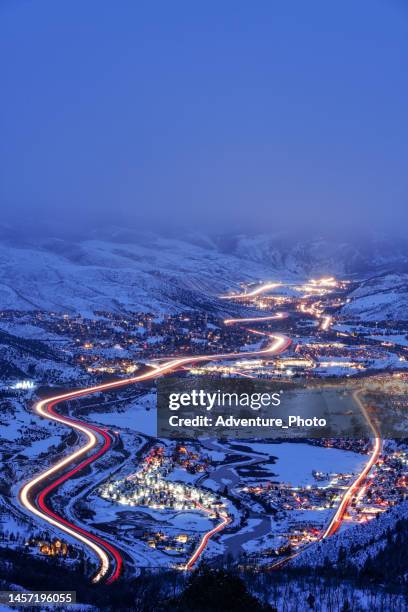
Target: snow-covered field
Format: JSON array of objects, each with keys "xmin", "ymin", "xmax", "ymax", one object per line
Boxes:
[
  {"xmin": 87, "ymin": 393, "xmax": 157, "ymax": 436},
  {"xmin": 244, "ymin": 442, "xmax": 366, "ymax": 486},
  {"xmin": 88, "ymin": 407, "xmax": 157, "ymax": 436}
]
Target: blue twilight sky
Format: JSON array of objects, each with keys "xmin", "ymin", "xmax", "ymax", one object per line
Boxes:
[{"xmin": 0, "ymin": 0, "xmax": 407, "ymax": 237}]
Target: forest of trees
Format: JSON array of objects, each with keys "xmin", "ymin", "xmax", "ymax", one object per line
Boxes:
[{"xmin": 1, "ymin": 543, "xmax": 408, "ymax": 611}]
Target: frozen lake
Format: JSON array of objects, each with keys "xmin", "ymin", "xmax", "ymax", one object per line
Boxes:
[{"xmin": 245, "ymin": 441, "xmax": 367, "ymax": 485}]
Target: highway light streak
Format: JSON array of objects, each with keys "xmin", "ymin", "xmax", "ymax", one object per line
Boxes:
[
  {"xmin": 269, "ymin": 389, "xmax": 381, "ymax": 570},
  {"xmin": 20, "ymin": 397, "xmax": 121, "ymax": 584},
  {"xmin": 221, "ymin": 282, "xmax": 282, "ymax": 299},
  {"xmin": 321, "ymin": 390, "xmax": 381, "ymax": 538},
  {"xmin": 19, "ymin": 274, "xmax": 380, "ymax": 580},
  {"xmin": 224, "ymin": 312, "xmax": 287, "ymax": 325},
  {"xmin": 20, "ymin": 330, "xmax": 290, "ymax": 583},
  {"xmin": 184, "ymin": 504, "xmax": 231, "ymax": 570},
  {"xmin": 20, "ymin": 273, "xmax": 385, "ymax": 581}
]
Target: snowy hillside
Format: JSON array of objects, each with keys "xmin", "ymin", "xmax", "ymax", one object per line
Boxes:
[
  {"xmin": 341, "ymin": 273, "xmax": 408, "ymax": 321},
  {"xmin": 213, "ymin": 233, "xmax": 408, "ymax": 277},
  {"xmin": 0, "ymin": 237, "xmax": 278, "ymax": 314},
  {"xmin": 293, "ymin": 498, "xmax": 408, "ymax": 571},
  {"xmin": 2, "ymin": 232, "xmax": 408, "ymax": 315}
]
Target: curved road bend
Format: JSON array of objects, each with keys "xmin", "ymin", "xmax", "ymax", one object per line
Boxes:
[
  {"xmin": 224, "ymin": 312, "xmax": 288, "ymax": 325},
  {"xmin": 269, "ymin": 388, "xmax": 381, "ymax": 569},
  {"xmin": 20, "ymin": 332, "xmax": 291, "ymax": 584},
  {"xmin": 321, "ymin": 389, "xmax": 381, "ymax": 538},
  {"xmin": 184, "ymin": 503, "xmax": 231, "ymax": 570},
  {"xmin": 224, "ymin": 293, "xmax": 382, "ymax": 569},
  {"xmin": 220, "ymin": 283, "xmax": 282, "ymax": 300}
]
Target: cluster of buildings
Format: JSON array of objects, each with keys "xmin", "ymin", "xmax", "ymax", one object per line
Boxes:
[
  {"xmin": 241, "ymin": 473, "xmax": 349, "ymax": 517},
  {"xmin": 3, "ymin": 273, "xmax": 403, "ymax": 387},
  {"xmin": 4, "ymin": 274, "xmax": 408, "ymax": 573},
  {"xmin": 0, "ymin": 308, "xmax": 257, "ymax": 380},
  {"xmin": 26, "ymin": 537, "xmax": 69, "ymax": 557},
  {"xmin": 285, "ymin": 525, "xmax": 321, "ymax": 549},
  {"xmin": 142, "ymin": 530, "xmax": 190, "ymax": 554},
  {"xmin": 100, "ymin": 445, "xmax": 223, "ymax": 516},
  {"xmin": 349, "ymin": 449, "xmax": 408, "ymax": 524}
]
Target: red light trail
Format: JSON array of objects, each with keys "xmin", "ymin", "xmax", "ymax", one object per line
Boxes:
[
  {"xmin": 20, "ymin": 279, "xmax": 379, "ymax": 583},
  {"xmin": 20, "ymin": 329, "xmax": 290, "ymax": 583}
]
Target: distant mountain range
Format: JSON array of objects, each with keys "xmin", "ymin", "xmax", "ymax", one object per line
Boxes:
[{"xmin": 1, "ymin": 231, "xmax": 408, "ymax": 314}]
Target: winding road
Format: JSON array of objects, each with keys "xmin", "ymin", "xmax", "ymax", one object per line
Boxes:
[
  {"xmin": 321, "ymin": 389, "xmax": 381, "ymax": 538},
  {"xmin": 19, "ymin": 331, "xmax": 290, "ymax": 583},
  {"xmin": 267, "ymin": 389, "xmax": 381, "ymax": 570},
  {"xmin": 19, "ymin": 278, "xmax": 381, "ymax": 583},
  {"xmin": 219, "ymin": 285, "xmax": 382, "ymax": 571}
]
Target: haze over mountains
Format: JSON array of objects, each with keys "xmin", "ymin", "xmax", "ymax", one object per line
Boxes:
[{"xmin": 1, "ymin": 229, "xmax": 408, "ymax": 315}]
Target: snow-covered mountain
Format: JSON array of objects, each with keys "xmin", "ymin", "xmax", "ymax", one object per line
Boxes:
[
  {"xmin": 1, "ymin": 232, "xmax": 408, "ymax": 314},
  {"xmin": 215, "ymin": 233, "xmax": 408, "ymax": 277},
  {"xmin": 341, "ymin": 273, "xmax": 408, "ymax": 321},
  {"xmin": 0, "ymin": 236, "xmax": 276, "ymax": 314}
]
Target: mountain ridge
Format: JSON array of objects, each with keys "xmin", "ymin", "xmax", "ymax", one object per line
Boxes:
[{"xmin": 1, "ymin": 233, "xmax": 408, "ymax": 314}]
